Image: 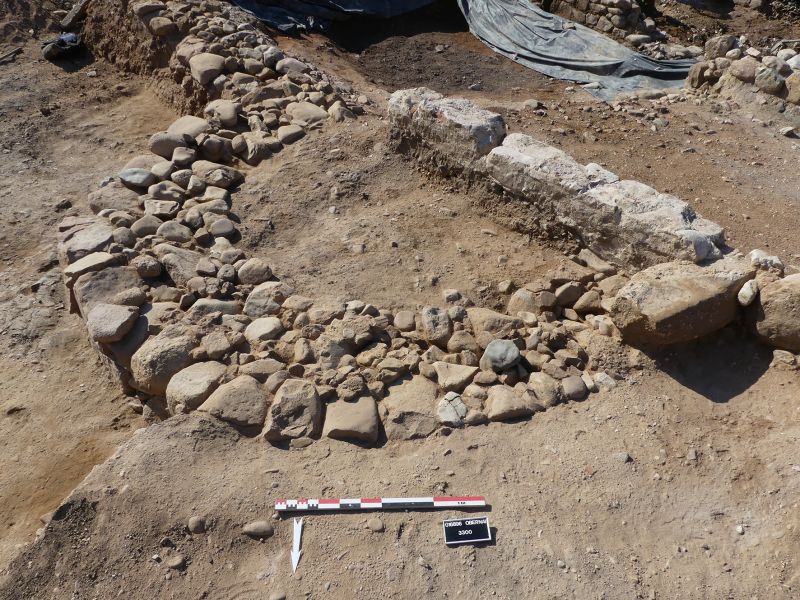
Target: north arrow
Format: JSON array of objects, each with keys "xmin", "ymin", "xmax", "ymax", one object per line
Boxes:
[{"xmin": 291, "ymin": 517, "xmax": 303, "ymax": 572}]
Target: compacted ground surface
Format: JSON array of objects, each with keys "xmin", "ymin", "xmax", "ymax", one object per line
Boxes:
[{"xmin": 0, "ymin": 1, "xmax": 799, "ymax": 598}]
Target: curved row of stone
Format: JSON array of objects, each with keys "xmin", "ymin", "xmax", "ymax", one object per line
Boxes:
[{"xmin": 57, "ymin": 0, "xmax": 629, "ymax": 448}]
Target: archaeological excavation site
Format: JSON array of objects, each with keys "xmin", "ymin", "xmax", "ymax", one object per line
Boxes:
[{"xmin": 1, "ymin": 0, "xmax": 799, "ymax": 597}]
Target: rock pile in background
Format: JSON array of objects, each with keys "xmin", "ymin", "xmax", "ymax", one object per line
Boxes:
[
  {"xmin": 686, "ymin": 34, "xmax": 800, "ymax": 119},
  {"xmin": 547, "ymin": 0, "xmax": 658, "ymax": 45}
]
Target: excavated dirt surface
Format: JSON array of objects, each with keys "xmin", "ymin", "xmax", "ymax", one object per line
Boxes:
[
  {"xmin": 0, "ymin": 1, "xmax": 799, "ymax": 599},
  {"xmin": 281, "ymin": 3, "xmax": 800, "ymax": 266}
]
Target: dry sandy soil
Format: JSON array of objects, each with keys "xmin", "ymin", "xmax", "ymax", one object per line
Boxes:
[{"xmin": 0, "ymin": 1, "xmax": 799, "ymax": 598}]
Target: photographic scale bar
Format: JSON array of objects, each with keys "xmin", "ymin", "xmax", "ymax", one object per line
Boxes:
[{"xmin": 275, "ymin": 496, "xmax": 487, "ymax": 512}]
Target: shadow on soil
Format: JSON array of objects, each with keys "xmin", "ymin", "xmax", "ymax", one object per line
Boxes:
[
  {"xmin": 323, "ymin": 0, "xmax": 468, "ymax": 53},
  {"xmin": 646, "ymin": 326, "xmax": 772, "ymax": 403}
]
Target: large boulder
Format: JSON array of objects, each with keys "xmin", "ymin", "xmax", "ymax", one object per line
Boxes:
[
  {"xmin": 485, "ymin": 385, "xmax": 535, "ymax": 421},
  {"xmin": 189, "ymin": 52, "xmax": 225, "ymax": 85},
  {"xmin": 322, "ymin": 397, "xmax": 379, "ymax": 444},
  {"xmin": 479, "ymin": 339, "xmax": 520, "ymax": 372},
  {"xmin": 87, "ymin": 180, "xmax": 141, "ymax": 214},
  {"xmin": 381, "ymin": 375, "xmax": 438, "ymax": 440},
  {"xmin": 152, "ymin": 244, "xmax": 203, "ymax": 287},
  {"xmin": 754, "ymin": 274, "xmax": 800, "ymax": 352},
  {"xmin": 610, "ymin": 256, "xmax": 755, "ymax": 345},
  {"xmin": 72, "ymin": 266, "xmax": 142, "ymax": 317},
  {"xmin": 262, "ymin": 379, "xmax": 322, "ymax": 441},
  {"xmin": 387, "ymin": 87, "xmax": 506, "ymax": 170},
  {"xmin": 198, "ymin": 375, "xmax": 267, "ymax": 428},
  {"xmin": 57, "ymin": 216, "xmax": 114, "ymax": 266},
  {"xmin": 465, "ymin": 307, "xmax": 523, "ymax": 339},
  {"xmin": 419, "ymin": 306, "xmax": 453, "ymax": 348},
  {"xmin": 166, "ymin": 361, "xmax": 227, "ymax": 413},
  {"xmin": 191, "ymin": 160, "xmax": 244, "ymax": 189},
  {"xmin": 130, "ymin": 324, "xmax": 197, "ymax": 395},
  {"xmin": 432, "ymin": 362, "xmax": 478, "ymax": 392},
  {"xmin": 86, "ymin": 303, "xmax": 139, "ymax": 343}
]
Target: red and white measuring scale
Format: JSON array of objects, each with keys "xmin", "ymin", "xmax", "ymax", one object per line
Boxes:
[{"xmin": 275, "ymin": 496, "xmax": 487, "ymax": 512}]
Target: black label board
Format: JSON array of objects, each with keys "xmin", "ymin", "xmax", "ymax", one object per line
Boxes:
[{"xmin": 442, "ymin": 516, "xmax": 491, "ymax": 545}]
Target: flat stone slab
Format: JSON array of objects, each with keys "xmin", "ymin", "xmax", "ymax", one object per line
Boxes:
[
  {"xmin": 322, "ymin": 396, "xmax": 379, "ymax": 444},
  {"xmin": 611, "ymin": 255, "xmax": 755, "ymax": 345}
]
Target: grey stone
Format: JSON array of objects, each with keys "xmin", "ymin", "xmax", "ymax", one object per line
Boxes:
[
  {"xmin": 277, "ymin": 124, "xmax": 305, "ymax": 144},
  {"xmin": 149, "ymin": 131, "xmax": 188, "ymax": 159},
  {"xmin": 167, "ymin": 115, "xmax": 211, "ymax": 138},
  {"xmin": 57, "ymin": 217, "xmax": 114, "ymax": 265},
  {"xmin": 466, "ymin": 307, "xmax": 523, "ymax": 339},
  {"xmin": 63, "ymin": 251, "xmax": 117, "ymax": 285},
  {"xmin": 275, "ymin": 57, "xmax": 309, "ymax": 73},
  {"xmin": 244, "ymin": 281, "xmax": 295, "ymax": 317},
  {"xmin": 387, "ymin": 87, "xmax": 506, "ymax": 167},
  {"xmin": 755, "ymin": 274, "xmax": 800, "ymax": 352},
  {"xmin": 119, "ymin": 168, "xmax": 158, "ymax": 189},
  {"xmin": 263, "ymin": 379, "xmax": 322, "ymax": 441},
  {"xmin": 157, "ymin": 221, "xmax": 193, "ymax": 243},
  {"xmin": 131, "ymin": 215, "xmax": 163, "ymax": 238},
  {"xmin": 244, "ymin": 317, "xmax": 284, "ymax": 345},
  {"xmin": 130, "ymin": 324, "xmax": 196, "ymax": 395},
  {"xmin": 237, "ymin": 258, "xmax": 272, "ymax": 285},
  {"xmin": 287, "ymin": 101, "xmax": 328, "ymax": 125},
  {"xmin": 561, "ymin": 375, "xmax": 588, "ymax": 400},
  {"xmin": 432, "ymin": 361, "xmax": 478, "ymax": 392},
  {"xmin": 479, "ymin": 339, "xmax": 520, "ymax": 372},
  {"xmin": 189, "ymin": 52, "xmax": 226, "ymax": 85},
  {"xmin": 737, "ymin": 279, "xmax": 758, "ymax": 307},
  {"xmin": 130, "ymin": 254, "xmax": 162, "ymax": 278},
  {"xmin": 166, "ymin": 361, "xmax": 227, "ymax": 413},
  {"xmin": 198, "ymin": 375, "xmax": 267, "ymax": 428},
  {"xmin": 153, "ymin": 244, "xmax": 204, "ymax": 287},
  {"xmin": 527, "ymin": 372, "xmax": 561, "ymax": 407},
  {"xmin": 72, "ymin": 266, "xmax": 142, "ymax": 317},
  {"xmin": 86, "ymin": 303, "xmax": 139, "ymax": 343},
  {"xmin": 242, "ymin": 521, "xmax": 274, "ymax": 538},
  {"xmin": 481, "ymin": 132, "xmax": 724, "ymax": 266},
  {"xmin": 754, "ymin": 67, "xmax": 785, "ymax": 96},
  {"xmin": 382, "ymin": 375, "xmax": 438, "ymax": 440},
  {"xmin": 393, "ymin": 310, "xmax": 416, "ymax": 331},
  {"xmin": 204, "ymin": 99, "xmax": 239, "ymax": 128},
  {"xmin": 192, "ymin": 160, "xmax": 244, "ymax": 189},
  {"xmin": 322, "ymin": 396, "xmax": 379, "ymax": 444},
  {"xmin": 187, "ymin": 516, "xmax": 206, "ymax": 534},
  {"xmin": 485, "ymin": 385, "xmax": 534, "ymax": 421},
  {"xmin": 435, "ymin": 392, "xmax": 468, "ymax": 427},
  {"xmin": 87, "ymin": 180, "xmax": 141, "ymax": 213},
  {"xmin": 420, "ymin": 306, "xmax": 453, "ymax": 348}
]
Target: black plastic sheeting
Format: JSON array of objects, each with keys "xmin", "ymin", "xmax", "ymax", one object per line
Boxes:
[
  {"xmin": 456, "ymin": 0, "xmax": 693, "ymax": 100},
  {"xmin": 231, "ymin": 0, "xmax": 436, "ymax": 32},
  {"xmin": 233, "ymin": 0, "xmax": 693, "ymax": 100}
]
